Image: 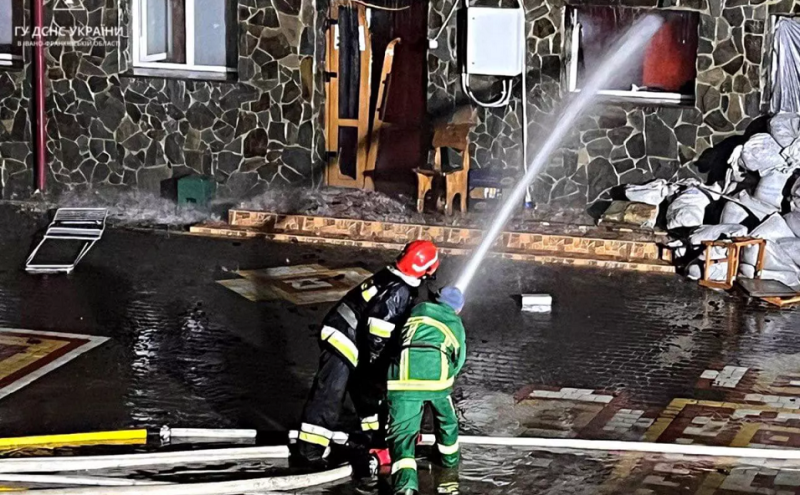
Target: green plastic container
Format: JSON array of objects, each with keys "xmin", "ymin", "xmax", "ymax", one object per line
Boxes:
[{"xmin": 177, "ymin": 175, "xmax": 216, "ymax": 208}]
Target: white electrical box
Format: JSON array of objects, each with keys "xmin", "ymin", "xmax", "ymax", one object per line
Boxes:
[{"xmin": 466, "ymin": 7, "xmax": 525, "ymax": 77}]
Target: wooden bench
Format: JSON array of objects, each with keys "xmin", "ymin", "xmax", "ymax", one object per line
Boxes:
[
  {"xmin": 413, "ymin": 123, "xmax": 470, "ymax": 216},
  {"xmin": 699, "ymin": 237, "xmax": 766, "ymax": 291}
]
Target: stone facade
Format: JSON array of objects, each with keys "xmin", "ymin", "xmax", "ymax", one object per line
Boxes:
[
  {"xmin": 0, "ymin": 0, "xmax": 33, "ymax": 198},
  {"xmin": 428, "ymin": 0, "xmax": 783, "ymax": 213},
  {"xmin": 0, "ymin": 0, "xmax": 794, "ymax": 213},
  {"xmin": 0, "ymin": 0, "xmax": 323, "ymax": 199}
]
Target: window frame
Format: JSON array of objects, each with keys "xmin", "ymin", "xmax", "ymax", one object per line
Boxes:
[
  {"xmin": 565, "ymin": 7, "xmax": 697, "ymax": 105},
  {"xmin": 0, "ymin": 0, "xmax": 23, "ymax": 68},
  {"xmin": 131, "ymin": 0, "xmax": 236, "ymax": 74}
]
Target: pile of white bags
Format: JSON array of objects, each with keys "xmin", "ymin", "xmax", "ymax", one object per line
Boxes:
[{"xmin": 620, "ymin": 112, "xmax": 800, "ymax": 289}]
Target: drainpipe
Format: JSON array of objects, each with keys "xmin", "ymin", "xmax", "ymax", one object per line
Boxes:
[{"xmin": 33, "ymin": 0, "xmax": 46, "ymax": 192}]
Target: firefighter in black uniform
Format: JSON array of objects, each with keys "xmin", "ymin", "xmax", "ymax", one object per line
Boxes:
[{"xmin": 295, "ymin": 240, "xmax": 441, "ymax": 465}]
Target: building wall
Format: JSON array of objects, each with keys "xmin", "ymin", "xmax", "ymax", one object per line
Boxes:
[
  {"xmin": 428, "ymin": 0, "xmax": 783, "ymax": 213},
  {"xmin": 0, "ymin": 0, "xmax": 33, "ymax": 198},
  {"xmin": 0, "ymin": 0, "xmax": 323, "ymax": 199},
  {"xmin": 1, "ymin": 0, "xmax": 795, "ymax": 210}
]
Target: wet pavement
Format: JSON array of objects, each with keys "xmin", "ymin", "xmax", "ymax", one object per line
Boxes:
[{"xmin": 2, "ymin": 204, "xmax": 800, "ymax": 493}]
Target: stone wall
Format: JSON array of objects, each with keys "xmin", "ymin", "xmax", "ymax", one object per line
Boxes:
[
  {"xmin": 427, "ymin": 0, "xmax": 779, "ymax": 214},
  {"xmin": 0, "ymin": 0, "xmax": 33, "ymax": 198},
  {"xmin": 0, "ymin": 0, "xmax": 322, "ymax": 199}
]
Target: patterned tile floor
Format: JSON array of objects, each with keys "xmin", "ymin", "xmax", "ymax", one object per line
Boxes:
[{"xmin": 2, "ymin": 205, "xmax": 800, "ymax": 492}]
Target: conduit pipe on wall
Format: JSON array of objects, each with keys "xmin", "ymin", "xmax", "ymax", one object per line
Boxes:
[{"xmin": 33, "ymin": 0, "xmax": 46, "ymax": 192}]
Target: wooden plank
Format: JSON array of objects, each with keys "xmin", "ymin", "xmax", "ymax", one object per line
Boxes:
[
  {"xmin": 354, "ymin": 4, "xmax": 372, "ymax": 189},
  {"xmin": 326, "ymin": 5, "xmax": 363, "ymax": 188},
  {"xmin": 761, "ymin": 295, "xmax": 800, "ymax": 307},
  {"xmin": 365, "ymin": 38, "xmax": 401, "ymax": 191}
]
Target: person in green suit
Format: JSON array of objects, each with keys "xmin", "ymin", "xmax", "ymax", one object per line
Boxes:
[{"xmin": 385, "ymin": 286, "xmax": 466, "ymax": 495}]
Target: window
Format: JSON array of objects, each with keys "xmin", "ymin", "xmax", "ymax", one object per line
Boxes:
[
  {"xmin": 567, "ymin": 7, "xmax": 699, "ymax": 104},
  {"xmin": 132, "ymin": 0, "xmax": 237, "ymax": 73},
  {"xmin": 0, "ymin": 0, "xmax": 22, "ymax": 68}
]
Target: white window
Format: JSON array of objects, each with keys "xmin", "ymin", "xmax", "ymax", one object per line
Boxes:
[
  {"xmin": 566, "ymin": 7, "xmax": 699, "ymax": 104},
  {"xmin": 0, "ymin": 0, "xmax": 22, "ymax": 68},
  {"xmin": 132, "ymin": 0, "xmax": 236, "ymax": 73}
]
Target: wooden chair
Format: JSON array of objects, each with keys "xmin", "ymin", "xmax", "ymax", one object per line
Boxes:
[
  {"xmin": 414, "ymin": 123, "xmax": 470, "ymax": 216},
  {"xmin": 699, "ymin": 237, "xmax": 766, "ymax": 290}
]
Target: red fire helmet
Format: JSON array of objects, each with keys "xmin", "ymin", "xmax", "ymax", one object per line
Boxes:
[{"xmin": 395, "ymin": 240, "xmax": 440, "ymax": 279}]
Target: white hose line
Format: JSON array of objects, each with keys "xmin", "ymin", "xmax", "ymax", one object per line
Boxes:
[
  {"xmin": 22, "ymin": 465, "xmax": 352, "ymax": 495},
  {"xmin": 420, "ymin": 434, "xmax": 800, "ymax": 459},
  {"xmin": 0, "ymin": 474, "xmax": 168, "ymax": 486},
  {"xmin": 0, "ymin": 446, "xmax": 288, "ymax": 473},
  {"xmin": 165, "ymin": 429, "xmax": 257, "ymax": 439}
]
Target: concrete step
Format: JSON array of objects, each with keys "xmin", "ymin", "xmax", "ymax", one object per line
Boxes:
[{"xmin": 190, "ymin": 212, "xmax": 675, "ymax": 274}]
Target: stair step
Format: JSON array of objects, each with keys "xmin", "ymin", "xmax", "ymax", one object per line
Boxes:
[{"xmin": 189, "ymin": 222, "xmax": 675, "ymax": 274}]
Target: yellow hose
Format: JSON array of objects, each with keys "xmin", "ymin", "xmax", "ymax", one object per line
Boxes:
[{"xmin": 0, "ymin": 430, "xmax": 147, "ymax": 450}]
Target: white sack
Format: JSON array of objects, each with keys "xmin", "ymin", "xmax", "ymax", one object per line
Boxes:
[
  {"xmin": 719, "ymin": 191, "xmax": 779, "ymax": 224},
  {"xmin": 625, "ymin": 179, "xmax": 679, "ymax": 206},
  {"xmin": 785, "ymin": 210, "xmax": 800, "ymax": 236},
  {"xmin": 666, "ymin": 187, "xmax": 710, "ymax": 230},
  {"xmin": 751, "ymin": 212, "xmax": 797, "ymax": 241},
  {"xmin": 700, "ymin": 246, "xmax": 733, "ymax": 261},
  {"xmin": 790, "ymin": 176, "xmax": 800, "ymax": 211},
  {"xmin": 720, "ymin": 201, "xmax": 750, "ymax": 224},
  {"xmin": 724, "ymin": 146, "xmax": 746, "ymax": 194},
  {"xmin": 742, "ymin": 134, "xmax": 788, "ymax": 175},
  {"xmin": 688, "ymin": 224, "xmax": 749, "ymax": 261},
  {"xmin": 778, "ymin": 237, "xmax": 800, "ymax": 266},
  {"xmin": 741, "ymin": 214, "xmax": 799, "ymax": 273},
  {"xmin": 754, "ymin": 168, "xmax": 793, "ymax": 208},
  {"xmin": 781, "ymin": 138, "xmax": 800, "ymax": 168},
  {"xmin": 687, "ymin": 261, "xmax": 728, "ymax": 281},
  {"xmin": 771, "ymin": 18, "xmax": 800, "ymax": 115},
  {"xmin": 769, "ymin": 113, "xmax": 800, "ymax": 148},
  {"xmin": 688, "ymin": 224, "xmax": 749, "ymax": 245}
]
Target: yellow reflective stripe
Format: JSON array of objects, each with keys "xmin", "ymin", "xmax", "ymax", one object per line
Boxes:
[
  {"xmin": 401, "ymin": 321, "xmax": 421, "ymax": 346},
  {"xmin": 439, "ymin": 482, "xmax": 460, "ymax": 493},
  {"xmin": 361, "ymin": 415, "xmax": 379, "ymax": 431},
  {"xmin": 301, "ymin": 423, "xmax": 333, "ymax": 438},
  {"xmin": 321, "ymin": 326, "xmax": 359, "ymax": 366},
  {"xmin": 299, "ymin": 431, "xmax": 330, "ymax": 447},
  {"xmin": 440, "ymin": 343, "xmax": 448, "ymax": 381},
  {"xmin": 400, "ymin": 348, "xmax": 410, "ymax": 381},
  {"xmin": 368, "ymin": 317, "xmax": 395, "ymax": 338},
  {"xmin": 387, "ymin": 377, "xmax": 454, "ymax": 391},
  {"xmin": 399, "ymin": 320, "xmax": 421, "ymax": 381},
  {"xmin": 406, "ymin": 316, "xmax": 460, "ymax": 349},
  {"xmin": 391, "ymin": 458, "xmax": 417, "ymax": 474},
  {"xmin": 362, "ymin": 285, "xmax": 378, "ymax": 301},
  {"xmin": 437, "ymin": 441, "xmax": 459, "ymax": 455}
]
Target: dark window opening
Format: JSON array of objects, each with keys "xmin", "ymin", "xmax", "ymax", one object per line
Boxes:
[
  {"xmin": 568, "ymin": 7, "xmax": 699, "ymax": 103},
  {"xmin": 0, "ymin": 0, "xmax": 23, "ymax": 69}
]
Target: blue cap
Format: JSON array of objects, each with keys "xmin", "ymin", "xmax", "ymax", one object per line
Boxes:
[{"xmin": 438, "ymin": 286, "xmax": 465, "ymax": 313}]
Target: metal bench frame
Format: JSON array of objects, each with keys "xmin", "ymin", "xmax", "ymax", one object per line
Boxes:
[{"xmin": 25, "ymin": 208, "xmax": 108, "ymax": 274}]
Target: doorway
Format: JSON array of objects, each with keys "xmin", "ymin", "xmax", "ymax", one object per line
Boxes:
[{"xmin": 324, "ymin": 0, "xmax": 429, "ymax": 195}]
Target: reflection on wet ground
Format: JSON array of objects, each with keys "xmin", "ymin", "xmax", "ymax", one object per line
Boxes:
[{"xmin": 2, "ymin": 204, "xmax": 800, "ymax": 492}]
